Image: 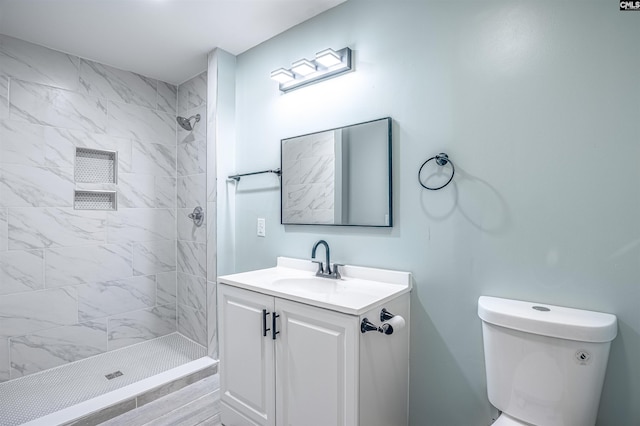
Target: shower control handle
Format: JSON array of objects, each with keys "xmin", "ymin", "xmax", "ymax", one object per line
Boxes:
[{"xmin": 188, "ymin": 206, "xmax": 204, "ymax": 227}]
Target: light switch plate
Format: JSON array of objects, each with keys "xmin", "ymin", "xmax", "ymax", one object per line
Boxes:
[{"xmin": 257, "ymin": 218, "xmax": 266, "ymax": 237}]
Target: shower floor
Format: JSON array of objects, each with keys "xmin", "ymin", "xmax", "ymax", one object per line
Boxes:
[{"xmin": 0, "ymin": 333, "xmax": 211, "ymax": 426}]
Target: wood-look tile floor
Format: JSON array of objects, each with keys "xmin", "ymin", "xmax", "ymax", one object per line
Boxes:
[{"xmin": 102, "ymin": 374, "xmax": 221, "ymax": 426}]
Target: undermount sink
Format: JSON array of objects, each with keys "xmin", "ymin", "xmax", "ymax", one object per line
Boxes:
[
  {"xmin": 217, "ymin": 257, "xmax": 412, "ymax": 315},
  {"xmin": 272, "ymin": 276, "xmax": 343, "ymax": 294}
]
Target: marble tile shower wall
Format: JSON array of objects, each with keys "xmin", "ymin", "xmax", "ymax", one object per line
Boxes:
[
  {"xmin": 0, "ymin": 35, "xmax": 181, "ymax": 382},
  {"xmin": 176, "ymin": 72, "xmax": 208, "ymax": 348},
  {"xmin": 281, "ymin": 131, "xmax": 336, "ymax": 224}
]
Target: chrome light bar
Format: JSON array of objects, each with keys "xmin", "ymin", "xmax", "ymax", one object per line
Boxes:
[{"xmin": 270, "ymin": 47, "xmax": 353, "ymax": 93}]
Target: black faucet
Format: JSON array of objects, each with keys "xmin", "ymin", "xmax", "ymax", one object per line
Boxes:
[{"xmin": 311, "ymin": 240, "xmax": 342, "ymax": 279}]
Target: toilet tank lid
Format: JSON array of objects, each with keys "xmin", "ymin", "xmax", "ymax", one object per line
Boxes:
[{"xmin": 478, "ymin": 296, "xmax": 617, "ymax": 343}]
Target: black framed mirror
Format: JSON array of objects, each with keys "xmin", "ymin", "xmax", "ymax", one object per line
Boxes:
[{"xmin": 280, "ymin": 117, "xmax": 392, "ymax": 227}]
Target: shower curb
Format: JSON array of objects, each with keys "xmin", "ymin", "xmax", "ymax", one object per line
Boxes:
[{"xmin": 23, "ymin": 357, "xmax": 218, "ymax": 426}]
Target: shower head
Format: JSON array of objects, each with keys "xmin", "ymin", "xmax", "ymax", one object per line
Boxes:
[{"xmin": 177, "ymin": 114, "xmax": 201, "ymax": 131}]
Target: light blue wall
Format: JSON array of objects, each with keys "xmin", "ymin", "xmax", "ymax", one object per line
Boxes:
[{"xmin": 226, "ymin": 1, "xmax": 640, "ymax": 424}]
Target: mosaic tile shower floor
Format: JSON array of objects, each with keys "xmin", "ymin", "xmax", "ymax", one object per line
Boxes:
[{"xmin": 0, "ymin": 333, "xmax": 205, "ymax": 426}]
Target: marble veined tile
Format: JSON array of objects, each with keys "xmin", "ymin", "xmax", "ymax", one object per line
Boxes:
[
  {"xmin": 133, "ymin": 367, "xmax": 218, "ymax": 410},
  {"xmin": 206, "ymin": 202, "xmax": 216, "ymax": 283},
  {"xmin": 0, "ymin": 164, "xmax": 73, "ymax": 207},
  {"xmin": 8, "ymin": 208, "xmax": 106, "ymax": 249},
  {"xmin": 10, "ymin": 79, "xmax": 107, "ymax": 133},
  {"xmin": 0, "ymin": 75, "xmax": 9, "ymax": 120},
  {"xmin": 0, "ymin": 208, "xmax": 7, "ymax": 251},
  {"xmin": 0, "ymin": 120, "xmax": 46, "ymax": 167},
  {"xmin": 282, "ymin": 209, "xmax": 309, "ymax": 224},
  {"xmin": 156, "ymin": 177, "xmax": 177, "ymax": 209},
  {"xmin": 157, "ymin": 81, "xmax": 177, "ymax": 114},
  {"xmin": 178, "ymin": 72, "xmax": 207, "ymax": 114},
  {"xmin": 300, "ymin": 155, "xmax": 334, "ymax": 184},
  {"xmin": 178, "ymin": 304, "xmax": 206, "ymax": 346},
  {"xmin": 107, "ymin": 208, "xmax": 176, "ymax": 243},
  {"xmin": 178, "ymin": 208, "xmax": 206, "ymax": 244},
  {"xmin": 283, "ymin": 130, "xmax": 334, "ymax": 163},
  {"xmin": 133, "ymin": 240, "xmax": 176, "ymax": 276},
  {"xmin": 156, "ymin": 272, "xmax": 176, "ymax": 306},
  {"xmin": 282, "ymin": 205, "xmax": 335, "ymax": 225},
  {"xmin": 0, "ymin": 287, "xmax": 78, "ymax": 338},
  {"xmin": 108, "ymin": 101, "xmax": 175, "ymax": 146},
  {"xmin": 206, "ymin": 131, "xmax": 215, "ymax": 204},
  {"xmin": 74, "ymin": 182, "xmax": 118, "ymax": 194},
  {"xmin": 282, "ymin": 160, "xmax": 302, "ymax": 186},
  {"xmin": 311, "ymin": 209, "xmax": 335, "ymax": 224},
  {"xmin": 132, "ymin": 140, "xmax": 177, "ymax": 177},
  {"xmin": 0, "ymin": 122, "xmax": 129, "ymax": 170},
  {"xmin": 77, "ymin": 275, "xmax": 156, "ymax": 322},
  {"xmin": 177, "ymin": 241, "xmax": 206, "ymax": 278},
  {"xmin": 284, "ymin": 182, "xmax": 334, "ymax": 211},
  {"xmin": 0, "ymin": 35, "xmax": 80, "ymax": 91},
  {"xmin": 177, "ymin": 174, "xmax": 206, "ymax": 209},
  {"xmin": 0, "ymin": 249, "xmax": 44, "ymax": 295},
  {"xmin": 45, "ymin": 243, "xmax": 133, "ymax": 287},
  {"xmin": 118, "ymin": 173, "xmax": 156, "ymax": 208},
  {"xmin": 107, "ymin": 304, "xmax": 177, "ymax": 350},
  {"xmin": 79, "ymin": 59, "xmax": 157, "ymax": 109},
  {"xmin": 177, "ymin": 272, "xmax": 206, "ymax": 312},
  {"xmin": 43, "ymin": 127, "xmax": 132, "ymax": 172},
  {"xmin": 177, "ymin": 81, "xmax": 189, "ymax": 115},
  {"xmin": 0, "ymin": 337, "xmax": 8, "ymax": 381},
  {"xmin": 177, "ymin": 138, "xmax": 206, "ymax": 177},
  {"xmin": 282, "ymin": 135, "xmax": 312, "ymax": 164},
  {"xmin": 310, "ymin": 132, "xmax": 335, "ymax": 157},
  {"xmin": 207, "ymin": 280, "xmax": 217, "ymax": 358},
  {"xmin": 9, "ymin": 319, "xmax": 107, "ymax": 378}
]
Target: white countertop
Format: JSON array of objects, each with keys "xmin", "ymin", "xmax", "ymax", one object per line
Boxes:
[{"xmin": 218, "ymin": 257, "xmax": 412, "ymax": 315}]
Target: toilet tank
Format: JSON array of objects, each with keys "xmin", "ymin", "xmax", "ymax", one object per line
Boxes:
[{"xmin": 478, "ymin": 296, "xmax": 617, "ymax": 426}]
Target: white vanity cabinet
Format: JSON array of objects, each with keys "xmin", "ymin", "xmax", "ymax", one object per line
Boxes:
[
  {"xmin": 218, "ymin": 284, "xmax": 275, "ymax": 426},
  {"xmin": 219, "ymin": 284, "xmax": 359, "ymax": 426},
  {"xmin": 218, "ymin": 258, "xmax": 411, "ymax": 426}
]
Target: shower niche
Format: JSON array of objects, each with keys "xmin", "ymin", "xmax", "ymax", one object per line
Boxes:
[
  {"xmin": 74, "ymin": 190, "xmax": 117, "ymax": 211},
  {"xmin": 73, "ymin": 147, "xmax": 118, "ymax": 210}
]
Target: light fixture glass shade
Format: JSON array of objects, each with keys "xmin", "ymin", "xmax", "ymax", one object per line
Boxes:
[
  {"xmin": 273, "ymin": 47, "xmax": 352, "ymax": 93},
  {"xmin": 291, "ymin": 59, "xmax": 316, "ymax": 76},
  {"xmin": 315, "ymin": 48, "xmax": 342, "ymax": 67},
  {"xmin": 270, "ymin": 68, "xmax": 294, "ymax": 83}
]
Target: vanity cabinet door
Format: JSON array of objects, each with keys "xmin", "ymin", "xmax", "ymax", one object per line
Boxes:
[
  {"xmin": 274, "ymin": 298, "xmax": 359, "ymax": 426},
  {"xmin": 219, "ymin": 284, "xmax": 276, "ymax": 426}
]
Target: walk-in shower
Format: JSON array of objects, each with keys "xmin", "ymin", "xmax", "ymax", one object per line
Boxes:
[
  {"xmin": 177, "ymin": 114, "xmax": 201, "ymax": 131},
  {"xmin": 0, "ymin": 33, "xmax": 215, "ymax": 425}
]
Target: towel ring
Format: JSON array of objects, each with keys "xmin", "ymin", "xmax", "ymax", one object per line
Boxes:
[{"xmin": 418, "ymin": 153, "xmax": 455, "ymax": 190}]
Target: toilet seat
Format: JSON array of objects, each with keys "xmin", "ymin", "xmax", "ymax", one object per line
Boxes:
[{"xmin": 492, "ymin": 413, "xmax": 530, "ymax": 426}]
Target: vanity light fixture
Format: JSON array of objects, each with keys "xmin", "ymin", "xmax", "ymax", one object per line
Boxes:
[
  {"xmin": 315, "ymin": 48, "xmax": 342, "ymax": 67},
  {"xmin": 270, "ymin": 68, "xmax": 295, "ymax": 84},
  {"xmin": 291, "ymin": 59, "xmax": 316, "ymax": 76},
  {"xmin": 271, "ymin": 47, "xmax": 353, "ymax": 92}
]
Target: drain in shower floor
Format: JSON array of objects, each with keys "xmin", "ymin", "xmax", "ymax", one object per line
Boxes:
[{"xmin": 105, "ymin": 371, "xmax": 124, "ymax": 380}]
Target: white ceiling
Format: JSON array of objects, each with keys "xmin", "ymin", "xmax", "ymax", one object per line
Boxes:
[{"xmin": 0, "ymin": 0, "xmax": 346, "ymax": 85}]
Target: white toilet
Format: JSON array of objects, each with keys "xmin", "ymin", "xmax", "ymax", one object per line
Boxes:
[{"xmin": 478, "ymin": 296, "xmax": 617, "ymax": 426}]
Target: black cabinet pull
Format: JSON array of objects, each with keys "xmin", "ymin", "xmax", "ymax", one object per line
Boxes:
[
  {"xmin": 272, "ymin": 312, "xmax": 280, "ymax": 340},
  {"xmin": 262, "ymin": 309, "xmax": 270, "ymax": 337}
]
